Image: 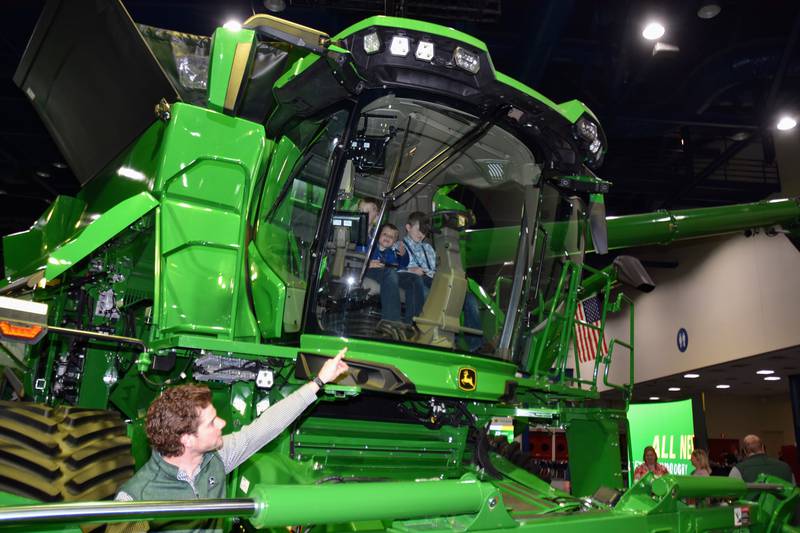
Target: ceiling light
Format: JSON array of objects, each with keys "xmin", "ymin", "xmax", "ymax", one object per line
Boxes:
[
  {"xmin": 52, "ymin": 161, "xmax": 68, "ymax": 169},
  {"xmin": 652, "ymin": 42, "xmax": 680, "ymax": 56},
  {"xmin": 764, "ymin": 376, "xmax": 781, "ymax": 381},
  {"xmin": 715, "ymin": 384, "xmax": 731, "ymax": 389},
  {"xmin": 697, "ymin": 2, "xmax": 721, "ymax": 19},
  {"xmin": 730, "ymin": 132, "xmax": 749, "ymax": 141},
  {"xmin": 649, "ymin": 396, "xmax": 660, "ymax": 401},
  {"xmin": 756, "ymin": 369, "xmax": 775, "ymax": 375},
  {"xmin": 389, "ymin": 35, "xmax": 410, "ymax": 57},
  {"xmin": 415, "ymin": 40, "xmax": 435, "ymax": 61},
  {"xmin": 263, "ymin": 0, "xmax": 286, "ymax": 12},
  {"xmin": 642, "ymin": 22, "xmax": 666, "ymax": 41},
  {"xmin": 223, "ymin": 20, "xmax": 242, "ymax": 31},
  {"xmin": 777, "ymin": 116, "xmax": 797, "ymax": 131},
  {"xmin": 363, "ymin": 32, "xmax": 381, "ymax": 54},
  {"xmin": 683, "ymin": 373, "xmax": 700, "ymax": 379},
  {"xmin": 668, "ymin": 387, "xmax": 681, "ymax": 391},
  {"xmin": 35, "ymin": 170, "xmax": 51, "ymax": 179}
]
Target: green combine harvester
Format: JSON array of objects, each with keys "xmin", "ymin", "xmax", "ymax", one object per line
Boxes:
[{"xmin": 1, "ymin": 1, "xmax": 799, "ymax": 531}]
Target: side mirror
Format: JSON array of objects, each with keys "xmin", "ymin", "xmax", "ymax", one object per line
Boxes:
[
  {"xmin": 613, "ymin": 255, "xmax": 655, "ymax": 293},
  {"xmin": 589, "ymin": 193, "xmax": 608, "ymax": 255}
]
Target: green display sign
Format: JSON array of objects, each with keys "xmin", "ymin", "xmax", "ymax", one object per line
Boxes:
[{"xmin": 628, "ymin": 399, "xmax": 695, "ymax": 480}]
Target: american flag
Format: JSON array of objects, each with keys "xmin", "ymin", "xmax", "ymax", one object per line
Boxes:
[{"xmin": 574, "ymin": 295, "xmax": 608, "ymax": 363}]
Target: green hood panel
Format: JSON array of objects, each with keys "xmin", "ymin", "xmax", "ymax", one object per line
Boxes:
[{"xmin": 44, "ymin": 192, "xmax": 159, "ymax": 281}]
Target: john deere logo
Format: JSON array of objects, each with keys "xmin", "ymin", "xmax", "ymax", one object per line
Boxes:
[{"xmin": 458, "ymin": 368, "xmax": 477, "ymax": 391}]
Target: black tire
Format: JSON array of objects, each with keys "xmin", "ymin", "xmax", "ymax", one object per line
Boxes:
[{"xmin": 0, "ymin": 401, "xmax": 134, "ymax": 502}]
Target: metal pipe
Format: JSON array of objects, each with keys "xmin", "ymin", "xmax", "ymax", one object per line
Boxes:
[
  {"xmin": 745, "ymin": 482, "xmax": 788, "ymax": 492},
  {"xmin": 0, "ymin": 499, "xmax": 256, "ymax": 525},
  {"xmin": 603, "ymin": 197, "xmax": 800, "ymax": 252},
  {"xmin": 47, "ymin": 324, "xmax": 148, "ymax": 351},
  {"xmin": 249, "ymin": 476, "xmax": 494, "ymax": 528},
  {"xmin": 651, "ymin": 475, "xmax": 746, "ymax": 499}
]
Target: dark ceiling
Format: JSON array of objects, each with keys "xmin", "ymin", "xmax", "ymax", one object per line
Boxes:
[{"xmin": 3, "ymin": 0, "xmax": 799, "ymax": 237}]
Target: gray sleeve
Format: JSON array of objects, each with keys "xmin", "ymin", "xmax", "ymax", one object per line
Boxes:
[
  {"xmin": 219, "ymin": 382, "xmax": 318, "ymax": 473},
  {"xmin": 728, "ymin": 466, "xmax": 743, "ymax": 479}
]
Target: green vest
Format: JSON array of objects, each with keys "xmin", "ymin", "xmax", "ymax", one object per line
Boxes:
[
  {"xmin": 119, "ymin": 451, "xmax": 227, "ymax": 532},
  {"xmin": 737, "ymin": 453, "xmax": 793, "ymax": 483}
]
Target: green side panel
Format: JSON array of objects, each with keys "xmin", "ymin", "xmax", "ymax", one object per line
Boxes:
[
  {"xmin": 207, "ymin": 27, "xmax": 256, "ymax": 113},
  {"xmin": 272, "ymin": 53, "xmax": 321, "ymax": 91},
  {"xmin": 291, "ymin": 416, "xmax": 468, "ymax": 479},
  {"xmin": 257, "ymin": 135, "xmax": 302, "ymax": 213},
  {"xmin": 248, "ymin": 241, "xmax": 286, "ymax": 339},
  {"xmin": 2, "ymin": 196, "xmax": 86, "ymax": 279},
  {"xmin": 44, "ymin": 192, "xmax": 158, "ymax": 281},
  {"xmin": 149, "ymin": 334, "xmax": 298, "ymax": 359},
  {"xmin": 463, "ymin": 226, "xmax": 518, "ymax": 268},
  {"xmin": 152, "ymin": 103, "xmax": 265, "ymax": 341},
  {"xmin": 564, "ymin": 411, "xmax": 625, "ymax": 497},
  {"xmin": 301, "ymin": 334, "xmax": 516, "ymax": 400},
  {"xmin": 76, "ymin": 120, "xmax": 165, "ymax": 215},
  {"xmin": 332, "ymin": 15, "xmax": 489, "ymax": 52}
]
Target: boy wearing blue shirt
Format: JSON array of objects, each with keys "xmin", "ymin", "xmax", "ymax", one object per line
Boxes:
[{"xmin": 365, "ymin": 223, "xmax": 408, "ymax": 322}]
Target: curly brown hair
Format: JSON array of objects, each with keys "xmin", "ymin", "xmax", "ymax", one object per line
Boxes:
[{"xmin": 145, "ymin": 384, "xmax": 212, "ymax": 457}]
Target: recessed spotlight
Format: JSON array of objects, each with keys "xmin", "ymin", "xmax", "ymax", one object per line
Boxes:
[
  {"xmin": 668, "ymin": 387, "xmax": 681, "ymax": 392},
  {"xmin": 697, "ymin": 2, "xmax": 721, "ymax": 19},
  {"xmin": 263, "ymin": 0, "xmax": 286, "ymax": 12},
  {"xmin": 35, "ymin": 170, "xmax": 51, "ymax": 179},
  {"xmin": 684, "ymin": 373, "xmax": 700, "ymax": 379},
  {"xmin": 756, "ymin": 369, "xmax": 775, "ymax": 375},
  {"xmin": 223, "ymin": 20, "xmax": 242, "ymax": 31},
  {"xmin": 716, "ymin": 384, "xmax": 731, "ymax": 389},
  {"xmin": 764, "ymin": 376, "xmax": 781, "ymax": 381},
  {"xmin": 52, "ymin": 161, "xmax": 68, "ymax": 169},
  {"xmin": 777, "ymin": 116, "xmax": 797, "ymax": 131},
  {"xmin": 649, "ymin": 396, "xmax": 660, "ymax": 401},
  {"xmin": 642, "ymin": 22, "xmax": 666, "ymax": 40}
]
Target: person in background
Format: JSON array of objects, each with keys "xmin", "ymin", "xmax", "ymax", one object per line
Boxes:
[
  {"xmin": 112, "ymin": 348, "xmax": 349, "ymax": 532},
  {"xmin": 729, "ymin": 434, "xmax": 794, "ymax": 483},
  {"xmin": 691, "ymin": 449, "xmax": 711, "ymax": 476},
  {"xmin": 633, "ymin": 445, "xmax": 669, "ymax": 481},
  {"xmin": 358, "ymin": 196, "xmax": 381, "ymax": 239}
]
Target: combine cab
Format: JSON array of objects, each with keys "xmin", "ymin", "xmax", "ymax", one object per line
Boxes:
[{"xmin": 1, "ymin": 1, "xmax": 799, "ymax": 531}]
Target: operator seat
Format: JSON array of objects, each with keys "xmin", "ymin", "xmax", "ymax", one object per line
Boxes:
[{"xmin": 414, "ymin": 210, "xmax": 483, "ymax": 347}]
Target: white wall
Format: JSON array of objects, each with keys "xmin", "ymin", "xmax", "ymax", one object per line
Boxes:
[{"xmin": 592, "ymin": 231, "xmax": 800, "ymax": 386}]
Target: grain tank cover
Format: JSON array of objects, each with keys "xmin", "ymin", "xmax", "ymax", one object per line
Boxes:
[{"xmin": 13, "ymin": 0, "xmax": 180, "ymax": 185}]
